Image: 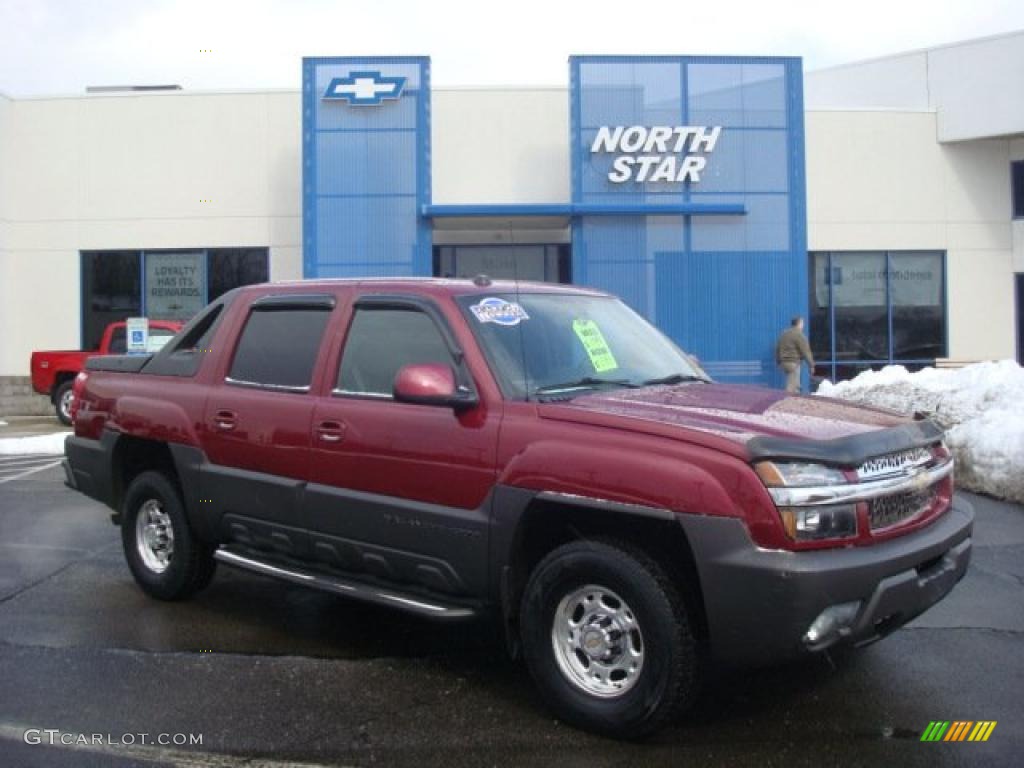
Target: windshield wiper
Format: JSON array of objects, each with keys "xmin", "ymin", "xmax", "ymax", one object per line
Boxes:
[
  {"xmin": 639, "ymin": 373, "xmax": 707, "ymax": 386},
  {"xmin": 534, "ymin": 377, "xmax": 639, "ymax": 398}
]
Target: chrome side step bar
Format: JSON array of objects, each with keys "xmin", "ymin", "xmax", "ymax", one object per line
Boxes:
[{"xmin": 214, "ymin": 548, "xmax": 478, "ymax": 620}]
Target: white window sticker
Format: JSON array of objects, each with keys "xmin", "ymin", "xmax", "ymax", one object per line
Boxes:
[{"xmin": 470, "ymin": 297, "xmax": 529, "ymax": 326}]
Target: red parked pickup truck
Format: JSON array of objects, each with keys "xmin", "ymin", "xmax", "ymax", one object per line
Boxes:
[
  {"xmin": 63, "ymin": 279, "xmax": 972, "ymax": 738},
  {"xmin": 31, "ymin": 320, "xmax": 182, "ymax": 424}
]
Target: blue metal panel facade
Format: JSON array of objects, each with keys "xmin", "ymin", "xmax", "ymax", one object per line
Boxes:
[
  {"xmin": 302, "ymin": 57, "xmax": 431, "ymax": 278},
  {"xmin": 570, "ymin": 56, "xmax": 807, "ymax": 387}
]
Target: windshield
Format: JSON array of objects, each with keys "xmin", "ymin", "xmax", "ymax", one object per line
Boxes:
[{"xmin": 456, "ymin": 292, "xmax": 708, "ymax": 400}]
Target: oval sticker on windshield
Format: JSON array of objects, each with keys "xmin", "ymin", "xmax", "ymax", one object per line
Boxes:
[{"xmin": 470, "ymin": 297, "xmax": 529, "ymax": 326}]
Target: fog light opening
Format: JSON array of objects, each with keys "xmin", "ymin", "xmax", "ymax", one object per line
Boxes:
[{"xmin": 803, "ymin": 601, "xmax": 862, "ymax": 648}]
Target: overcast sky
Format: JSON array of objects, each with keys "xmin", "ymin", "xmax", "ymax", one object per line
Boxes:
[{"xmin": 1, "ymin": 0, "xmax": 1022, "ymax": 96}]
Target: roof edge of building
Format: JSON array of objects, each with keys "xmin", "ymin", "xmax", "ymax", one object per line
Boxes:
[{"xmin": 808, "ymin": 27, "xmax": 1024, "ymax": 74}]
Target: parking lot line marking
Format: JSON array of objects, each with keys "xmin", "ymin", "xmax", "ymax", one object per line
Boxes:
[
  {"xmin": 0, "ymin": 541, "xmax": 92, "ymax": 553},
  {"xmin": 0, "ymin": 461, "xmax": 61, "ymax": 485},
  {"xmin": 0, "ymin": 464, "xmax": 58, "ymax": 476},
  {"xmin": 0, "ymin": 456, "xmax": 62, "ymax": 467},
  {"xmin": 0, "ymin": 721, "xmax": 344, "ymax": 768}
]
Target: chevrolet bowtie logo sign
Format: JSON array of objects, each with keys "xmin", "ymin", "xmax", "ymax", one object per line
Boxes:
[{"xmin": 322, "ymin": 71, "xmax": 405, "ymax": 105}]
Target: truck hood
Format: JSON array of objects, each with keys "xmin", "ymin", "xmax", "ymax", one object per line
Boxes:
[{"xmin": 540, "ymin": 382, "xmax": 911, "ymax": 452}]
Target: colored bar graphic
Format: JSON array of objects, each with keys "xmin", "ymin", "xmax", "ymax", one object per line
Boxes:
[
  {"xmin": 969, "ymin": 722, "xmax": 997, "ymax": 742},
  {"xmin": 921, "ymin": 720, "xmax": 996, "ymax": 742},
  {"xmin": 921, "ymin": 721, "xmax": 950, "ymax": 741},
  {"xmin": 944, "ymin": 721, "xmax": 971, "ymax": 741}
]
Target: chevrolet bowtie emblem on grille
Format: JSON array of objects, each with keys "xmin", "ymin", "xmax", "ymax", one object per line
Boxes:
[{"xmin": 322, "ymin": 71, "xmax": 405, "ymax": 105}]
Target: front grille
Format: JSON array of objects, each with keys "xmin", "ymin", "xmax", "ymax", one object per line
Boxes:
[
  {"xmin": 869, "ymin": 488, "xmax": 935, "ymax": 531},
  {"xmin": 857, "ymin": 447, "xmax": 933, "ymax": 481}
]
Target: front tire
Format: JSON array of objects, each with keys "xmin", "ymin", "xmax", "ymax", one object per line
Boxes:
[
  {"xmin": 121, "ymin": 470, "xmax": 216, "ymax": 600},
  {"xmin": 54, "ymin": 380, "xmax": 74, "ymax": 425},
  {"xmin": 520, "ymin": 540, "xmax": 699, "ymax": 739}
]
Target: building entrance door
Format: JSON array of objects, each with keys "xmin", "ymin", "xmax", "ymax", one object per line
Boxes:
[{"xmin": 434, "ymin": 245, "xmax": 569, "ymax": 283}]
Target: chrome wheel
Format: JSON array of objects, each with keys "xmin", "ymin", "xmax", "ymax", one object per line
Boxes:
[
  {"xmin": 551, "ymin": 584, "xmax": 644, "ymax": 698},
  {"xmin": 135, "ymin": 499, "xmax": 174, "ymax": 574},
  {"xmin": 59, "ymin": 388, "xmax": 74, "ymax": 422}
]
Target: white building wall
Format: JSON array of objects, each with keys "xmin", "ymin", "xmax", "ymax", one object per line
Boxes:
[
  {"xmin": 0, "ymin": 90, "xmax": 303, "ymax": 376},
  {"xmin": 806, "ymin": 109, "xmax": 1015, "ymax": 362},
  {"xmin": 806, "ymin": 31, "xmax": 1024, "ymax": 143},
  {"xmin": 928, "ymin": 33, "xmax": 1024, "ymax": 142},
  {"xmin": 432, "ymin": 88, "xmax": 570, "ymax": 205},
  {"xmin": 805, "ymin": 53, "xmax": 929, "ymax": 112}
]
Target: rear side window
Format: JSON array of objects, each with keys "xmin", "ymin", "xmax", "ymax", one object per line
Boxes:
[
  {"xmin": 142, "ymin": 300, "xmax": 231, "ymax": 377},
  {"xmin": 108, "ymin": 328, "xmax": 127, "ymax": 354},
  {"xmin": 229, "ymin": 308, "xmax": 331, "ymax": 390},
  {"xmin": 337, "ymin": 308, "xmax": 452, "ymax": 396}
]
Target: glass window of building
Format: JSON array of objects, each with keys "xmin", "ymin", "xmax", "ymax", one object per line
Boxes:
[
  {"xmin": 434, "ymin": 245, "xmax": 570, "ymax": 283},
  {"xmin": 1013, "ymin": 160, "xmax": 1024, "ymax": 219},
  {"xmin": 809, "ymin": 251, "xmax": 947, "ymax": 382},
  {"xmin": 81, "ymin": 248, "xmax": 269, "ymax": 348}
]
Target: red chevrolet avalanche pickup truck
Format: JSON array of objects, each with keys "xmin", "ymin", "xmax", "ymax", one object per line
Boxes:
[
  {"xmin": 30, "ymin": 320, "xmax": 181, "ymax": 424},
  {"xmin": 63, "ymin": 279, "xmax": 972, "ymax": 738}
]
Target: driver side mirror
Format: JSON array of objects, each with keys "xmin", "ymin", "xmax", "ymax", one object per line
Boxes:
[{"xmin": 393, "ymin": 363, "xmax": 477, "ymax": 409}]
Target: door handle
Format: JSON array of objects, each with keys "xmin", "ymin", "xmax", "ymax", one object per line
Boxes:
[
  {"xmin": 214, "ymin": 409, "xmax": 237, "ymax": 431},
  {"xmin": 316, "ymin": 420, "xmax": 346, "ymax": 443}
]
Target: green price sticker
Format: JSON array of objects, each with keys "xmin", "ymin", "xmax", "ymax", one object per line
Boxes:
[{"xmin": 572, "ymin": 319, "xmax": 619, "ymax": 373}]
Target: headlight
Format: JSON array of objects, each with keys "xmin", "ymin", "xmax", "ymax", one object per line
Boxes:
[
  {"xmin": 779, "ymin": 504, "xmax": 858, "ymax": 541},
  {"xmin": 755, "ymin": 462, "xmax": 858, "ymax": 542},
  {"xmin": 754, "ymin": 461, "xmax": 847, "ymax": 487}
]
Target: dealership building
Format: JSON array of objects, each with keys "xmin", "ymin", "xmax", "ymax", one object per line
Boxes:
[{"xmin": 1, "ymin": 31, "xmax": 1023, "ymax": 414}]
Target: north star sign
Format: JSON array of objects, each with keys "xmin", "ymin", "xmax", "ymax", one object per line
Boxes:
[
  {"xmin": 591, "ymin": 125, "xmax": 723, "ymax": 183},
  {"xmin": 322, "ymin": 70, "xmax": 405, "ymax": 105}
]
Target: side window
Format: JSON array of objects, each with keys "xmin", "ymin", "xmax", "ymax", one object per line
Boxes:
[
  {"xmin": 108, "ymin": 328, "xmax": 127, "ymax": 354},
  {"xmin": 337, "ymin": 308, "xmax": 453, "ymax": 396},
  {"xmin": 142, "ymin": 301, "xmax": 228, "ymax": 377},
  {"xmin": 228, "ymin": 308, "xmax": 331, "ymax": 390},
  {"xmin": 167, "ymin": 303, "xmax": 224, "ymax": 355}
]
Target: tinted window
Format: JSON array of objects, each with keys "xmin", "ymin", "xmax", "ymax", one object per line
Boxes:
[
  {"xmin": 808, "ymin": 252, "xmax": 831, "ymax": 370},
  {"xmin": 338, "ymin": 308, "xmax": 452, "ymax": 395},
  {"xmin": 832, "ymin": 251, "xmax": 889, "ymax": 361},
  {"xmin": 890, "ymin": 252, "xmax": 945, "ymax": 359},
  {"xmin": 81, "ymin": 251, "xmax": 141, "ymax": 350},
  {"xmin": 108, "ymin": 328, "xmax": 127, "ymax": 354},
  {"xmin": 810, "ymin": 251, "xmax": 947, "ymax": 382},
  {"xmin": 229, "ymin": 308, "xmax": 331, "ymax": 389},
  {"xmin": 1013, "ymin": 160, "xmax": 1024, "ymax": 219},
  {"xmin": 209, "ymin": 248, "xmax": 270, "ymax": 301}
]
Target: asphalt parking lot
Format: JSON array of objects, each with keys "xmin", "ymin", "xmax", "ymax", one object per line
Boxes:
[{"xmin": 0, "ymin": 457, "xmax": 1021, "ymax": 767}]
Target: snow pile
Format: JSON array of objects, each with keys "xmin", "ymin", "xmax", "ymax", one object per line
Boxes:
[
  {"xmin": 0, "ymin": 432, "xmax": 70, "ymax": 456},
  {"xmin": 817, "ymin": 361, "xmax": 1024, "ymax": 504}
]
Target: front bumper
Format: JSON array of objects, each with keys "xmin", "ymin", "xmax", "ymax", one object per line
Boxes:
[{"xmin": 679, "ymin": 497, "xmax": 973, "ymax": 666}]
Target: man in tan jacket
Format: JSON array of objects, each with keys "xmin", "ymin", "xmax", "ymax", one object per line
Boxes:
[{"xmin": 775, "ymin": 316, "xmax": 814, "ymax": 393}]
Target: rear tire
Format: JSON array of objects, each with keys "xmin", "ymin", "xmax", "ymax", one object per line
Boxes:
[
  {"xmin": 121, "ymin": 470, "xmax": 216, "ymax": 600},
  {"xmin": 54, "ymin": 380, "xmax": 74, "ymax": 426},
  {"xmin": 519, "ymin": 539, "xmax": 699, "ymax": 739}
]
